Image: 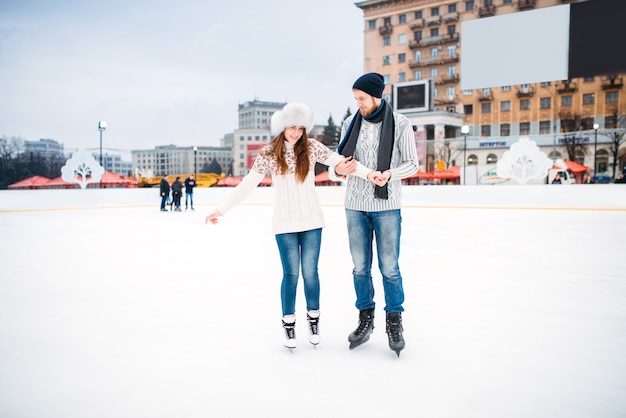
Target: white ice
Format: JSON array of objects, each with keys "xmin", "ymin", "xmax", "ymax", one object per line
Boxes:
[{"xmin": 1, "ymin": 185, "xmax": 625, "ymax": 418}]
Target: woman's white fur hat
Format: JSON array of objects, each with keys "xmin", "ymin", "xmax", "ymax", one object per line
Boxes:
[{"xmin": 270, "ymin": 102, "xmax": 314, "ymax": 136}]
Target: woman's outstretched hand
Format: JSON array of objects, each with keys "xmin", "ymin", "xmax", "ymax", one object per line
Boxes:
[{"xmin": 205, "ymin": 210, "xmax": 222, "ymax": 225}]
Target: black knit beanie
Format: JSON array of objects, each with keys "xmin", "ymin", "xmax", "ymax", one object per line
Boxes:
[{"xmin": 352, "ymin": 72, "xmax": 385, "ymax": 98}]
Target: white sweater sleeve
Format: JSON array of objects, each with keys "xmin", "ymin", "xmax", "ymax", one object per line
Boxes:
[
  {"xmin": 323, "ymin": 152, "xmax": 372, "ymax": 181},
  {"xmin": 216, "ymin": 170, "xmax": 265, "ymax": 216}
]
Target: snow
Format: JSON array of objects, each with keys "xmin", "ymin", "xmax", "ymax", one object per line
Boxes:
[{"xmin": 1, "ymin": 185, "xmax": 625, "ymax": 418}]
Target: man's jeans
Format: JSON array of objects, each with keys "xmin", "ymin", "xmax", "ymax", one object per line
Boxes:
[
  {"xmin": 185, "ymin": 192, "xmax": 193, "ymax": 208},
  {"xmin": 275, "ymin": 228, "xmax": 322, "ymax": 316},
  {"xmin": 345, "ymin": 209, "xmax": 404, "ymax": 313}
]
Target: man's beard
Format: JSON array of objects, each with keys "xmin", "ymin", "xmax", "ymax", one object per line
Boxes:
[{"xmin": 359, "ymin": 104, "xmax": 377, "ymax": 117}]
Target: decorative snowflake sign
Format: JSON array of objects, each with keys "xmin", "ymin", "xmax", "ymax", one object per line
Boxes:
[
  {"xmin": 496, "ymin": 138, "xmax": 553, "ymax": 184},
  {"xmin": 61, "ymin": 149, "xmax": 105, "ymax": 189}
]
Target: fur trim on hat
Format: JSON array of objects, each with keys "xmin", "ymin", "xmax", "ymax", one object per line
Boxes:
[{"xmin": 270, "ymin": 102, "xmax": 314, "ymax": 136}]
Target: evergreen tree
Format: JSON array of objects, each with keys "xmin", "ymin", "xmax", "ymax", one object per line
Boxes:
[{"xmin": 323, "ymin": 114, "xmax": 340, "ymax": 146}]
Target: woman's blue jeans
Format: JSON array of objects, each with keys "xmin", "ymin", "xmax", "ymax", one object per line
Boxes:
[
  {"xmin": 345, "ymin": 209, "xmax": 404, "ymax": 313},
  {"xmin": 275, "ymin": 228, "xmax": 322, "ymax": 316}
]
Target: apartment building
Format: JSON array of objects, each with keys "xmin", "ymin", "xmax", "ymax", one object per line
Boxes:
[
  {"xmin": 355, "ymin": 0, "xmax": 626, "ymax": 177},
  {"xmin": 131, "ymin": 145, "xmax": 231, "ymax": 178}
]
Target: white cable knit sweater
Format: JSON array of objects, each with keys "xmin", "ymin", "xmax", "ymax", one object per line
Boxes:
[{"xmin": 216, "ymin": 139, "xmax": 371, "ymax": 234}]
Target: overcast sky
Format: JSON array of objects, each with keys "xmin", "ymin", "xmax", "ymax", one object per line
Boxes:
[{"xmin": 0, "ymin": 0, "xmax": 365, "ymax": 155}]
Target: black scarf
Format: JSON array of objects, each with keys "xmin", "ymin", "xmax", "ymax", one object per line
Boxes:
[{"xmin": 338, "ymin": 99, "xmax": 395, "ymax": 199}]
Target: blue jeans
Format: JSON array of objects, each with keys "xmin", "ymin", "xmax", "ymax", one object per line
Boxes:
[
  {"xmin": 345, "ymin": 209, "xmax": 404, "ymax": 313},
  {"xmin": 185, "ymin": 192, "xmax": 193, "ymax": 208},
  {"xmin": 275, "ymin": 228, "xmax": 322, "ymax": 316}
]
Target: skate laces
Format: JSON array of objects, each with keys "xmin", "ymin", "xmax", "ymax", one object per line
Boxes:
[
  {"xmin": 307, "ymin": 315, "xmax": 319, "ymax": 335},
  {"xmin": 283, "ymin": 321, "xmax": 295, "ymax": 339}
]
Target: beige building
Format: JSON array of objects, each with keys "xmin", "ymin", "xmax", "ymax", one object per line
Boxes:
[{"xmin": 355, "ymin": 0, "xmax": 626, "ymax": 180}]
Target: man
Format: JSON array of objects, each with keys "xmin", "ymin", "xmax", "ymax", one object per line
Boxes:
[
  {"xmin": 171, "ymin": 176, "xmax": 183, "ymax": 211},
  {"xmin": 159, "ymin": 175, "xmax": 170, "ymax": 212},
  {"xmin": 333, "ymin": 72, "xmax": 419, "ymax": 356},
  {"xmin": 184, "ymin": 174, "xmax": 197, "ymax": 210}
]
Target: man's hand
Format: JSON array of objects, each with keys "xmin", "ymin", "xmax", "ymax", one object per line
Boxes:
[
  {"xmin": 368, "ymin": 170, "xmax": 391, "ymax": 187},
  {"xmin": 334, "ymin": 156, "xmax": 358, "ymax": 176}
]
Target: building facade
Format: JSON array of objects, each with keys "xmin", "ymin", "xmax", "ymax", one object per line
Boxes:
[
  {"xmin": 355, "ymin": 0, "xmax": 626, "ymax": 179},
  {"xmin": 131, "ymin": 145, "xmax": 231, "ymax": 178}
]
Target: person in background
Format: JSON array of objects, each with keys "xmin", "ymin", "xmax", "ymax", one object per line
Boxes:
[
  {"xmin": 206, "ymin": 102, "xmax": 378, "ymax": 350},
  {"xmin": 333, "ymin": 72, "xmax": 419, "ymax": 357},
  {"xmin": 615, "ymin": 172, "xmax": 626, "ymax": 183},
  {"xmin": 583, "ymin": 173, "xmax": 594, "ymax": 184},
  {"xmin": 184, "ymin": 174, "xmax": 197, "ymax": 210},
  {"xmin": 159, "ymin": 175, "xmax": 170, "ymax": 212},
  {"xmin": 552, "ymin": 173, "xmax": 562, "ymax": 184},
  {"xmin": 171, "ymin": 176, "xmax": 183, "ymax": 211}
]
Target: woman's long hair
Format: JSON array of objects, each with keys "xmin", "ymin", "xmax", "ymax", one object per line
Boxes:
[{"xmin": 263, "ymin": 130, "xmax": 311, "ymax": 183}]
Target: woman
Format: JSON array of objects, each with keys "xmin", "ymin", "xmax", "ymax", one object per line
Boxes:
[{"xmin": 206, "ymin": 103, "xmax": 376, "ymax": 350}]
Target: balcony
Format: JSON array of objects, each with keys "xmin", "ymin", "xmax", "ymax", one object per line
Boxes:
[
  {"xmin": 425, "ymin": 15, "xmax": 441, "ymax": 26},
  {"xmin": 409, "ymin": 18, "xmax": 424, "ymax": 29},
  {"xmin": 556, "ymin": 81, "xmax": 578, "ymax": 93},
  {"xmin": 601, "ymin": 76, "xmax": 624, "ymax": 90},
  {"xmin": 442, "ymin": 12, "xmax": 459, "ymax": 23},
  {"xmin": 434, "ymin": 95, "xmax": 458, "ymax": 105},
  {"xmin": 477, "ymin": 91, "xmax": 493, "ymax": 101},
  {"xmin": 379, "ymin": 23, "xmax": 393, "ymax": 36},
  {"xmin": 516, "ymin": 86, "xmax": 535, "ymax": 97},
  {"xmin": 434, "ymin": 74, "xmax": 459, "ymax": 85},
  {"xmin": 518, "ymin": 0, "xmax": 536, "ymax": 10},
  {"xmin": 478, "ymin": 5, "xmax": 496, "ymax": 17},
  {"xmin": 409, "ymin": 53, "xmax": 458, "ymax": 69},
  {"xmin": 408, "ymin": 32, "xmax": 459, "ymax": 49}
]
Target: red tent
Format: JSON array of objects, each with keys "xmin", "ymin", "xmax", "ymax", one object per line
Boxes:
[{"xmin": 8, "ymin": 175, "xmax": 51, "ymax": 190}]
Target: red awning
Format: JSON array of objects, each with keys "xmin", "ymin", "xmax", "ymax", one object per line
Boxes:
[{"xmin": 8, "ymin": 175, "xmax": 51, "ymax": 189}]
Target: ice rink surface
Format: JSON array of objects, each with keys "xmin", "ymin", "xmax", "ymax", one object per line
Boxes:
[{"xmin": 1, "ymin": 185, "xmax": 625, "ymax": 418}]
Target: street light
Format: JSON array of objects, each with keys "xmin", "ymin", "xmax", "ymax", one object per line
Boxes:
[
  {"xmin": 593, "ymin": 123, "xmax": 599, "ymax": 177},
  {"xmin": 461, "ymin": 125, "xmax": 470, "ymax": 185},
  {"xmin": 98, "ymin": 121, "xmax": 107, "ymax": 188},
  {"xmin": 193, "ymin": 146, "xmax": 198, "ymax": 179}
]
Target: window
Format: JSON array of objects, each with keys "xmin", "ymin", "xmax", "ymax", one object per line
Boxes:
[
  {"xmin": 399, "ymin": 14, "xmax": 407, "ymax": 24},
  {"xmin": 431, "ymin": 7, "xmax": 439, "ymax": 16},
  {"xmin": 430, "ymin": 48, "xmax": 439, "ymax": 57},
  {"xmin": 597, "ymin": 149, "xmax": 609, "ymax": 173},
  {"xmin": 414, "ymin": 50, "xmax": 422, "ymax": 61},
  {"xmin": 446, "ymin": 86, "xmax": 455, "ymax": 97},
  {"xmin": 447, "ymin": 45, "xmax": 456, "ymax": 57},
  {"xmin": 606, "ymin": 91, "xmax": 619, "ymax": 103},
  {"xmin": 414, "ymin": 30, "xmax": 422, "ymax": 41},
  {"xmin": 583, "ymin": 93, "xmax": 595, "ymax": 105},
  {"xmin": 481, "ymin": 125, "xmax": 491, "ymax": 137},
  {"xmin": 433, "ymin": 87, "xmax": 439, "ymax": 97},
  {"xmin": 464, "ymin": 104, "xmax": 473, "ymax": 114},
  {"xmin": 486, "ymin": 154, "xmax": 498, "ymax": 164},
  {"xmin": 383, "ymin": 17, "xmax": 391, "ymax": 26},
  {"xmin": 500, "ymin": 123, "xmax": 510, "ymax": 136},
  {"xmin": 500, "ymin": 101, "xmax": 510, "ymax": 112},
  {"xmin": 430, "ymin": 28, "xmax": 439, "ymax": 37},
  {"xmin": 368, "ymin": 20, "xmax": 376, "ymax": 30},
  {"xmin": 481, "ymin": 103, "xmax": 491, "ymax": 113},
  {"xmin": 383, "ymin": 36, "xmax": 391, "ymax": 46},
  {"xmin": 468, "ymin": 154, "xmax": 478, "ymax": 165},
  {"xmin": 448, "ymin": 4, "xmax": 457, "ymax": 13},
  {"xmin": 383, "ymin": 74, "xmax": 391, "ymax": 84},
  {"xmin": 447, "ymin": 65, "xmax": 456, "ymax": 77},
  {"xmin": 414, "ymin": 70, "xmax": 422, "ymax": 80},
  {"xmin": 520, "ymin": 99, "xmax": 530, "ymax": 110},
  {"xmin": 383, "ymin": 55, "xmax": 392, "ymax": 65},
  {"xmin": 466, "ymin": 1, "xmax": 474, "ymax": 11},
  {"xmin": 398, "ymin": 72, "xmax": 406, "ymax": 82},
  {"xmin": 398, "ymin": 33, "xmax": 407, "ymax": 45},
  {"xmin": 415, "ymin": 11, "xmax": 423, "ymax": 19},
  {"xmin": 561, "ymin": 96, "xmax": 573, "ymax": 107},
  {"xmin": 520, "ymin": 122, "xmax": 530, "ymax": 135},
  {"xmin": 398, "ymin": 53, "xmax": 406, "ymax": 63},
  {"xmin": 430, "ymin": 67, "xmax": 439, "ymax": 77},
  {"xmin": 539, "ymin": 121, "xmax": 551, "ymax": 134},
  {"xmin": 503, "ymin": 0, "xmax": 512, "ymax": 4},
  {"xmin": 502, "ymin": 85, "xmax": 511, "ymax": 91},
  {"xmin": 447, "ymin": 25, "xmax": 456, "ymax": 35},
  {"xmin": 605, "ymin": 115, "xmax": 617, "ymax": 129},
  {"xmin": 540, "ymin": 97, "xmax": 551, "ymax": 109},
  {"xmin": 484, "ymin": 0, "xmax": 493, "ymax": 5}
]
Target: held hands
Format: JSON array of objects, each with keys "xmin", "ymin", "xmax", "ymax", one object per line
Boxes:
[
  {"xmin": 205, "ymin": 210, "xmax": 222, "ymax": 225},
  {"xmin": 367, "ymin": 170, "xmax": 391, "ymax": 187}
]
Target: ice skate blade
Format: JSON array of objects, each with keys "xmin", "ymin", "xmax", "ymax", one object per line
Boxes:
[{"xmin": 348, "ymin": 336, "xmax": 370, "ymax": 350}]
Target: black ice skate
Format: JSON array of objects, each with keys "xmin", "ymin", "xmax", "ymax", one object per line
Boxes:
[
  {"xmin": 282, "ymin": 318, "xmax": 296, "ymax": 351},
  {"xmin": 348, "ymin": 308, "xmax": 375, "ymax": 350},
  {"xmin": 307, "ymin": 311, "xmax": 320, "ymax": 346},
  {"xmin": 386, "ymin": 312, "xmax": 405, "ymax": 357}
]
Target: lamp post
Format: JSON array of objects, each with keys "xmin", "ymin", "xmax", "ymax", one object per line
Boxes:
[
  {"xmin": 98, "ymin": 121, "xmax": 107, "ymax": 188},
  {"xmin": 193, "ymin": 146, "xmax": 198, "ymax": 179},
  {"xmin": 461, "ymin": 125, "xmax": 470, "ymax": 185},
  {"xmin": 593, "ymin": 123, "xmax": 599, "ymax": 177}
]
